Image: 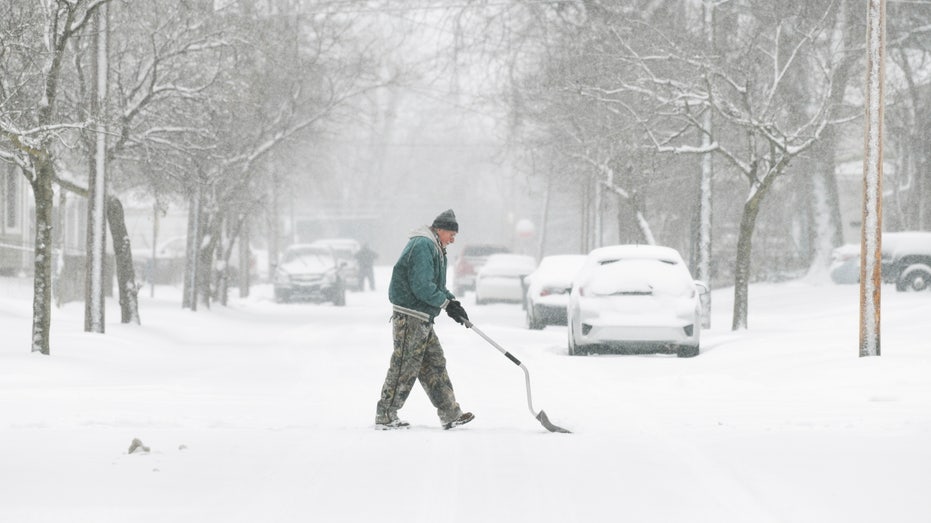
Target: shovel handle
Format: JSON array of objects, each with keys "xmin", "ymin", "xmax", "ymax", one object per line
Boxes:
[
  {"xmin": 464, "ymin": 321, "xmax": 572, "ymax": 434},
  {"xmin": 464, "ymin": 320, "xmax": 521, "ymax": 365}
]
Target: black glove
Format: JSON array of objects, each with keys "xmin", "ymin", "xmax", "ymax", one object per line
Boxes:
[{"xmin": 445, "ymin": 300, "xmax": 469, "ymax": 325}]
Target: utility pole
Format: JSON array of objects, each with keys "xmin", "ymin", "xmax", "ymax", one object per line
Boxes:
[
  {"xmin": 859, "ymin": 0, "xmax": 885, "ymax": 357},
  {"xmin": 85, "ymin": 2, "xmax": 109, "ymax": 333}
]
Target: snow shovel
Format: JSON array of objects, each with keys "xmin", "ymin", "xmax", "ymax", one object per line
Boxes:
[{"xmin": 464, "ymin": 320, "xmax": 571, "ymax": 433}]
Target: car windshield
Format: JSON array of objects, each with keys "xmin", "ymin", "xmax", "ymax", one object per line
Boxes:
[
  {"xmin": 587, "ymin": 258, "xmax": 693, "ymax": 297},
  {"xmin": 282, "ymin": 246, "xmax": 332, "ymax": 264},
  {"xmin": 328, "ymin": 247, "xmax": 355, "ymax": 259},
  {"xmin": 481, "ymin": 254, "xmax": 536, "ymax": 276},
  {"xmin": 311, "ymin": 240, "xmax": 359, "ymax": 257},
  {"xmin": 536, "ymin": 255, "xmax": 587, "ymax": 277}
]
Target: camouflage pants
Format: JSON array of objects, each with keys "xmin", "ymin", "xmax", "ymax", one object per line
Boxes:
[{"xmin": 375, "ymin": 313, "xmax": 463, "ymax": 425}]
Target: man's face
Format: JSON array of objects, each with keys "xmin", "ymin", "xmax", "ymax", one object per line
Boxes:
[{"xmin": 436, "ymin": 229, "xmax": 457, "ymax": 248}]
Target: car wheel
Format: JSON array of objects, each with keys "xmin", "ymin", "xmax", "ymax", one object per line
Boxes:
[
  {"xmin": 527, "ymin": 305, "xmax": 544, "ymax": 330},
  {"xmin": 900, "ymin": 265, "xmax": 931, "ymax": 292},
  {"xmin": 568, "ymin": 324, "xmax": 587, "ymax": 355},
  {"xmin": 676, "ymin": 344, "xmax": 700, "ymax": 358},
  {"xmin": 274, "ymin": 290, "xmax": 290, "ymax": 304},
  {"xmin": 333, "ymin": 285, "xmax": 347, "ymax": 306}
]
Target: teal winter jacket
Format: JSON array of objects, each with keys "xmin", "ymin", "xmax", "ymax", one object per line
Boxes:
[{"xmin": 388, "ymin": 226, "xmax": 455, "ymax": 322}]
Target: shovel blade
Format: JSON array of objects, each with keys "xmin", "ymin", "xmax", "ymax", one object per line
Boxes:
[{"xmin": 536, "ymin": 410, "xmax": 571, "ymax": 433}]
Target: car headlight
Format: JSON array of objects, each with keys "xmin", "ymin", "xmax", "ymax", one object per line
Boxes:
[{"xmin": 274, "ymin": 270, "xmax": 290, "ymax": 285}]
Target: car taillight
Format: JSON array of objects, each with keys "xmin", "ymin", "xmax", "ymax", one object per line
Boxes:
[{"xmin": 457, "ymin": 259, "xmax": 474, "ymax": 275}]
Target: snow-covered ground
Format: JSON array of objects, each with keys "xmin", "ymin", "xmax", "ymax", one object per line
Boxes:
[{"xmin": 1, "ymin": 268, "xmax": 929, "ymax": 523}]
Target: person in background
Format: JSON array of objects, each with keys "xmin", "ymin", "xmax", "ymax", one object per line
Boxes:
[
  {"xmin": 355, "ymin": 243, "xmax": 378, "ymax": 291},
  {"xmin": 374, "ymin": 209, "xmax": 474, "ymax": 430}
]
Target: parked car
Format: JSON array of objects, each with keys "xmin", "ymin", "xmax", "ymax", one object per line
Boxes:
[
  {"xmin": 567, "ymin": 245, "xmax": 706, "ymax": 358},
  {"xmin": 132, "ymin": 236, "xmax": 188, "ymax": 285},
  {"xmin": 830, "ymin": 231, "xmax": 931, "ymax": 291},
  {"xmin": 829, "ymin": 243, "xmax": 860, "ymax": 284},
  {"xmin": 132, "ymin": 236, "xmax": 255, "ymax": 286},
  {"xmin": 310, "ymin": 238, "xmax": 362, "ymax": 291},
  {"xmin": 273, "ymin": 244, "xmax": 346, "ymax": 305},
  {"xmin": 884, "ymin": 231, "xmax": 931, "ymax": 291},
  {"xmin": 524, "ymin": 254, "xmax": 588, "ymax": 329},
  {"xmin": 474, "ymin": 253, "xmax": 537, "ymax": 305},
  {"xmin": 453, "ymin": 244, "xmax": 510, "ymax": 295}
]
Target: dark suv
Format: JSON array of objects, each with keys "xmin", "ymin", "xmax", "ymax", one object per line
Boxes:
[
  {"xmin": 453, "ymin": 244, "xmax": 510, "ymax": 295},
  {"xmin": 833, "ymin": 232, "xmax": 931, "ymax": 291},
  {"xmin": 884, "ymin": 232, "xmax": 931, "ymax": 291}
]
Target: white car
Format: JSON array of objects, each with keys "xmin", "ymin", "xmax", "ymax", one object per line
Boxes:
[
  {"xmin": 310, "ymin": 238, "xmax": 362, "ymax": 291},
  {"xmin": 474, "ymin": 254, "xmax": 537, "ymax": 305},
  {"xmin": 273, "ymin": 244, "xmax": 346, "ymax": 305},
  {"xmin": 567, "ymin": 245, "xmax": 706, "ymax": 357},
  {"xmin": 524, "ymin": 254, "xmax": 588, "ymax": 329}
]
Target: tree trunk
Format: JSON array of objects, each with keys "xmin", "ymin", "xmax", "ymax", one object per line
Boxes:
[
  {"xmin": 698, "ymin": 0, "xmax": 715, "ymax": 328},
  {"xmin": 807, "ymin": 0, "xmax": 854, "ymax": 277},
  {"xmin": 732, "ymin": 173, "xmax": 778, "ymax": 331},
  {"xmin": 807, "ymin": 132, "xmax": 845, "ymax": 280},
  {"xmin": 107, "ymin": 196, "xmax": 140, "ymax": 324},
  {"xmin": 183, "ymin": 189, "xmax": 202, "ymax": 310},
  {"xmin": 214, "ymin": 215, "xmax": 230, "ymax": 306},
  {"xmin": 238, "ymin": 220, "xmax": 251, "ymax": 298},
  {"xmin": 629, "ymin": 192, "xmax": 655, "ymax": 245},
  {"xmin": 697, "ymin": 112, "xmax": 714, "ymax": 328},
  {"xmin": 31, "ymin": 162, "xmax": 56, "ymax": 355}
]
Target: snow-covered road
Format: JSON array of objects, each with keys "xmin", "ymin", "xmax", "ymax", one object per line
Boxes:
[{"xmin": 1, "ymin": 270, "xmax": 929, "ymax": 522}]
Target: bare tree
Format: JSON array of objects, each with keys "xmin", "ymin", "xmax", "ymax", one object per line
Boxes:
[
  {"xmin": 165, "ymin": 1, "xmax": 395, "ymax": 308},
  {"xmin": 519, "ymin": 0, "xmax": 849, "ymax": 330},
  {"xmin": 0, "ymin": 0, "xmax": 111, "ymax": 354}
]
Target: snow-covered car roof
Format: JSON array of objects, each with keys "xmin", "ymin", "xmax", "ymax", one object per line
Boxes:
[
  {"xmin": 882, "ymin": 231, "xmax": 931, "ymax": 258},
  {"xmin": 477, "ymin": 254, "xmax": 537, "ymax": 277},
  {"xmin": 587, "ymin": 244, "xmax": 685, "ymax": 265},
  {"xmin": 586, "ymin": 257, "xmax": 695, "ymax": 297},
  {"xmin": 526, "ymin": 255, "xmax": 588, "ymax": 286},
  {"xmin": 833, "ymin": 232, "xmax": 931, "ymax": 261}
]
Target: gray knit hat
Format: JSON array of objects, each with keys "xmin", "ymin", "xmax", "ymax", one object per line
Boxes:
[{"xmin": 431, "ymin": 209, "xmax": 459, "ymax": 232}]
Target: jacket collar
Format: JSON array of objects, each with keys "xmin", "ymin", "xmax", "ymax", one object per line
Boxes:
[{"xmin": 409, "ymin": 225, "xmax": 445, "ymax": 255}]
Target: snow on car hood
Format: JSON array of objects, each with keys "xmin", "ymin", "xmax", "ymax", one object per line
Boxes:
[{"xmin": 279, "ymin": 254, "xmax": 335, "ymax": 275}]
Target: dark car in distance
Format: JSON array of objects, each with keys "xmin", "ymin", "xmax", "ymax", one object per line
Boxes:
[
  {"xmin": 273, "ymin": 244, "xmax": 346, "ymax": 305},
  {"xmin": 453, "ymin": 243, "xmax": 510, "ymax": 295},
  {"xmin": 830, "ymin": 231, "xmax": 931, "ymax": 291}
]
